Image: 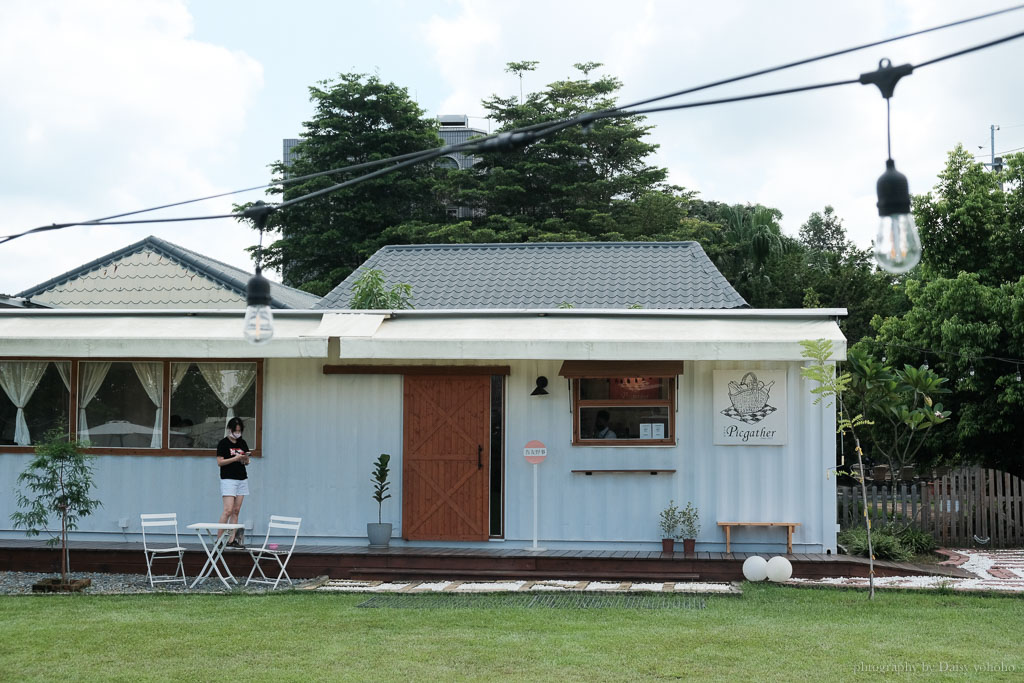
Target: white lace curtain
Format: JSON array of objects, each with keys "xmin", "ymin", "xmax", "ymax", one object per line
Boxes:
[
  {"xmin": 0, "ymin": 361, "xmax": 48, "ymax": 445},
  {"xmin": 198, "ymin": 363, "xmax": 257, "ymax": 433},
  {"xmin": 77, "ymin": 362, "xmax": 111, "ymax": 442},
  {"xmin": 131, "ymin": 363, "xmax": 190, "ymax": 448}
]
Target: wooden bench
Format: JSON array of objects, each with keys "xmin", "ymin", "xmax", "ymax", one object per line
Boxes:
[{"xmin": 717, "ymin": 522, "xmax": 801, "ymax": 554}]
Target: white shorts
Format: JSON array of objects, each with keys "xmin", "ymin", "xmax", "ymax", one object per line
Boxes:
[{"xmin": 220, "ymin": 479, "xmax": 250, "ymax": 497}]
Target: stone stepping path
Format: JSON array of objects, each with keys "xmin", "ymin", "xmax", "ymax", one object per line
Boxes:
[
  {"xmin": 316, "ymin": 579, "xmax": 740, "ymax": 595},
  {"xmin": 314, "ymin": 550, "xmax": 1024, "ymax": 595},
  {"xmin": 789, "ymin": 549, "xmax": 1024, "ymax": 593}
]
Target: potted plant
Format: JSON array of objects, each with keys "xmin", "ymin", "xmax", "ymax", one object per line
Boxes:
[
  {"xmin": 658, "ymin": 501, "xmax": 681, "ymax": 553},
  {"xmin": 678, "ymin": 501, "xmax": 701, "ymax": 555},
  {"xmin": 367, "ymin": 453, "xmax": 392, "ymax": 548},
  {"xmin": 11, "ymin": 429, "xmax": 101, "ymax": 592}
]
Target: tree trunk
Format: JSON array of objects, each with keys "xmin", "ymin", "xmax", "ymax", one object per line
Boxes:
[{"xmin": 853, "ymin": 439, "xmax": 875, "ymax": 599}]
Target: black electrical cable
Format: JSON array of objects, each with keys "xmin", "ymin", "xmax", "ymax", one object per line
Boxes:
[
  {"xmin": 914, "ymin": 27, "xmax": 1024, "ymax": 68},
  {"xmin": 973, "ymin": 146, "xmax": 1024, "ymax": 160},
  {"xmin": 4, "ymin": 11, "xmax": 1024, "ymax": 245},
  {"xmin": 276, "ymin": 146, "xmax": 455, "ymax": 209},
  {"xmin": 13, "ymin": 2, "xmax": 1024, "ymax": 233},
  {"xmin": 0, "ymin": 214, "xmax": 238, "ymax": 246},
  {"xmin": 599, "ymin": 78, "xmax": 861, "ymax": 119},
  {"xmin": 615, "ymin": 2, "xmax": 1024, "ymax": 112},
  {"xmin": 223, "ymin": 23, "xmax": 1024, "ymax": 214},
  {"xmin": 0, "ymin": 73, "xmax": 866, "ymax": 244}
]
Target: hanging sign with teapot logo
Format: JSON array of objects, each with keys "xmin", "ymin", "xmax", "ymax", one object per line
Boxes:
[{"xmin": 713, "ymin": 369, "xmax": 788, "ymax": 445}]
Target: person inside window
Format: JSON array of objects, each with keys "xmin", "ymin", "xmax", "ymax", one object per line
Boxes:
[
  {"xmin": 216, "ymin": 417, "xmax": 250, "ymax": 548},
  {"xmin": 594, "ymin": 410, "xmax": 617, "ymax": 439}
]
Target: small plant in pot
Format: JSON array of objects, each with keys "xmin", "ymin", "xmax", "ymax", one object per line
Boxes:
[
  {"xmin": 678, "ymin": 501, "xmax": 700, "ymax": 555},
  {"xmin": 367, "ymin": 453, "xmax": 392, "ymax": 548},
  {"xmin": 658, "ymin": 501, "xmax": 681, "ymax": 553}
]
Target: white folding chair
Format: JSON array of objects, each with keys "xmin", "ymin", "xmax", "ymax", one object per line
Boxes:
[
  {"xmin": 245, "ymin": 515, "xmax": 301, "ymax": 589},
  {"xmin": 140, "ymin": 513, "xmax": 187, "ymax": 587}
]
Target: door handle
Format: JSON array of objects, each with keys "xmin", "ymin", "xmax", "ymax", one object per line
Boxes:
[{"xmin": 478, "ymin": 445, "xmax": 483, "ymax": 470}]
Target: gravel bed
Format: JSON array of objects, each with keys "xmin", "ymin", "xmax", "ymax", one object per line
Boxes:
[{"xmin": 0, "ymin": 571, "xmax": 316, "ymax": 595}]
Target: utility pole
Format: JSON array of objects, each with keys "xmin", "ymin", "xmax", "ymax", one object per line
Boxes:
[{"xmin": 990, "ymin": 124, "xmax": 1000, "ymax": 168}]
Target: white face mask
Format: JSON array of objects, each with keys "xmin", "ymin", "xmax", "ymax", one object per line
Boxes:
[{"xmin": 231, "ymin": 431, "xmax": 242, "ymax": 440}]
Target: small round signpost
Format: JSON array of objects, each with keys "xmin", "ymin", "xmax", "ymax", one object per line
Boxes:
[{"xmin": 524, "ymin": 440, "xmax": 547, "ymax": 550}]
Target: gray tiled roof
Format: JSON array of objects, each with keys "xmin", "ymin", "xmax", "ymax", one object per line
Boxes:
[
  {"xmin": 316, "ymin": 242, "xmax": 747, "ymax": 310},
  {"xmin": 17, "ymin": 236, "xmax": 319, "ymax": 309}
]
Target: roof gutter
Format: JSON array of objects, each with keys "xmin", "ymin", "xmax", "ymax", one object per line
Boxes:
[{"xmin": 0, "ymin": 307, "xmax": 845, "ymax": 320}]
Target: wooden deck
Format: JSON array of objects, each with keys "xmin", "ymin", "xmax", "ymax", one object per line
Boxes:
[{"xmin": 0, "ymin": 540, "xmax": 972, "ymax": 582}]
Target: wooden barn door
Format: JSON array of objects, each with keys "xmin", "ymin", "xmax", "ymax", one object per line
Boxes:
[{"xmin": 403, "ymin": 375, "xmax": 491, "ymax": 541}]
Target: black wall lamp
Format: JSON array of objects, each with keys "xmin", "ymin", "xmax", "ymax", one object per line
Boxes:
[
  {"xmin": 860, "ymin": 58, "xmax": 922, "ymax": 274},
  {"xmin": 531, "ymin": 376, "xmax": 549, "ymax": 396}
]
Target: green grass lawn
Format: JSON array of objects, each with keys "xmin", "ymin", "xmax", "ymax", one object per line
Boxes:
[{"xmin": 2, "ymin": 584, "xmax": 1023, "ymax": 681}]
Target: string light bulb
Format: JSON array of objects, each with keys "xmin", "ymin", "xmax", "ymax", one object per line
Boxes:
[
  {"xmin": 243, "ymin": 269, "xmax": 274, "ymax": 345},
  {"xmin": 242, "ymin": 201, "xmax": 276, "ymax": 345},
  {"xmin": 860, "ymin": 58, "xmax": 921, "ymax": 274},
  {"xmin": 874, "ymin": 159, "xmax": 921, "ymax": 273}
]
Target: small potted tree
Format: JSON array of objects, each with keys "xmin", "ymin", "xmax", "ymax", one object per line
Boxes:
[
  {"xmin": 367, "ymin": 453, "xmax": 392, "ymax": 548},
  {"xmin": 678, "ymin": 501, "xmax": 701, "ymax": 555},
  {"xmin": 11, "ymin": 429, "xmax": 101, "ymax": 592},
  {"xmin": 658, "ymin": 501, "xmax": 681, "ymax": 553}
]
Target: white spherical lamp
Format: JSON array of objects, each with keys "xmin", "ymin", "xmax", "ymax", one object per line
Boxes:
[
  {"xmin": 766, "ymin": 555, "xmax": 793, "ymax": 582},
  {"xmin": 742, "ymin": 555, "xmax": 768, "ymax": 582}
]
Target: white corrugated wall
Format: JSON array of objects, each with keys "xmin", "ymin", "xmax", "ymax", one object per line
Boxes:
[{"xmin": 0, "ymin": 357, "xmax": 836, "ymax": 551}]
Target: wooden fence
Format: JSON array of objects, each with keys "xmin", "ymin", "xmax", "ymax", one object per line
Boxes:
[{"xmin": 837, "ymin": 468, "xmax": 1024, "ymax": 547}]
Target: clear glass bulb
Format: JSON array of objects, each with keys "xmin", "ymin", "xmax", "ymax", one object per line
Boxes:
[
  {"xmin": 243, "ymin": 305, "xmax": 274, "ymax": 345},
  {"xmin": 874, "ymin": 213, "xmax": 921, "ymax": 274}
]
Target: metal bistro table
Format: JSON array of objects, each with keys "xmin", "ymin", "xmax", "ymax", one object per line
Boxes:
[{"xmin": 188, "ymin": 522, "xmax": 244, "ymax": 589}]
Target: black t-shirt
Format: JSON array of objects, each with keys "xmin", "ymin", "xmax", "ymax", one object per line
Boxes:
[{"xmin": 217, "ymin": 437, "xmax": 249, "ymax": 480}]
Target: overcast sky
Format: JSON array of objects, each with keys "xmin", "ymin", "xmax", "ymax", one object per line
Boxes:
[{"xmin": 2, "ymin": 0, "xmax": 1023, "ymax": 295}]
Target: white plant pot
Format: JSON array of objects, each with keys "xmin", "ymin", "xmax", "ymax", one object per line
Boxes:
[{"xmin": 367, "ymin": 522, "xmax": 392, "ymax": 548}]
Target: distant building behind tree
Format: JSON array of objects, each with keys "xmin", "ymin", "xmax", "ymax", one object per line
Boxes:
[{"xmin": 282, "ymin": 114, "xmax": 486, "ymax": 217}]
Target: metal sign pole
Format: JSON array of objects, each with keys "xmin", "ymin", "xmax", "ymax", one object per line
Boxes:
[
  {"xmin": 524, "ymin": 440, "xmax": 546, "ymax": 552},
  {"xmin": 532, "ymin": 462, "xmax": 540, "ymax": 550}
]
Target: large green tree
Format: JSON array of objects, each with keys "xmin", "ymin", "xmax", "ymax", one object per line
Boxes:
[
  {"xmin": 914, "ymin": 145, "xmax": 1024, "ymax": 286},
  {"xmin": 257, "ymin": 73, "xmax": 446, "ymax": 295},
  {"xmin": 384, "ymin": 62, "xmax": 678, "ymax": 245},
  {"xmin": 866, "ymin": 273, "xmax": 1024, "ymax": 475}
]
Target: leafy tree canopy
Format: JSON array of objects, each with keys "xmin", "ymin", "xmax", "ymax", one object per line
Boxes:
[
  {"xmin": 914, "ymin": 145, "xmax": 1024, "ymax": 286},
  {"xmin": 844, "ymin": 349, "xmax": 952, "ymax": 482},
  {"xmin": 390, "ymin": 61, "xmax": 679, "ymax": 245},
  {"xmin": 255, "ymin": 73, "xmax": 447, "ymax": 295},
  {"xmin": 863, "ymin": 272, "xmax": 1024, "ymax": 475}
]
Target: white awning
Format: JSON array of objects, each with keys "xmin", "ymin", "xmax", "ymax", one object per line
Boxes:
[
  {"xmin": 332, "ymin": 312, "xmax": 846, "ymax": 361},
  {"xmin": 0, "ymin": 309, "xmax": 845, "ymax": 361},
  {"xmin": 0, "ymin": 312, "xmax": 330, "ymax": 358}
]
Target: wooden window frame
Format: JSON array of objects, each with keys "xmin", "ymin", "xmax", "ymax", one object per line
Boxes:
[
  {"xmin": 570, "ymin": 376, "xmax": 677, "ymax": 447},
  {"xmin": 0, "ymin": 357, "xmax": 263, "ymax": 457}
]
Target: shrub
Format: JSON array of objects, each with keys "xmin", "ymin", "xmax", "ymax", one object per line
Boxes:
[
  {"xmin": 897, "ymin": 526, "xmax": 937, "ymax": 555},
  {"xmin": 838, "ymin": 527, "xmax": 912, "ymax": 562}
]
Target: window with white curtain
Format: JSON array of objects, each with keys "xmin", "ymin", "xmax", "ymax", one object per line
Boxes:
[
  {"xmin": 81, "ymin": 362, "xmax": 160, "ymax": 448},
  {"xmin": 169, "ymin": 362, "xmax": 257, "ymax": 449},
  {"xmin": 0, "ymin": 361, "xmax": 70, "ymax": 446},
  {"xmin": 0, "ymin": 358, "xmax": 261, "ymax": 454}
]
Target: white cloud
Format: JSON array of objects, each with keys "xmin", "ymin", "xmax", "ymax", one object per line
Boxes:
[
  {"xmin": 416, "ymin": 0, "xmax": 1024, "ymax": 248},
  {"xmin": 0, "ymin": 0, "xmax": 263, "ymax": 294},
  {"xmin": 3, "ymin": 0, "xmax": 1022, "ymax": 296}
]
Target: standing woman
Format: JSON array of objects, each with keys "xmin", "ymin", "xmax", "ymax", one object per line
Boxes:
[{"xmin": 216, "ymin": 417, "xmax": 250, "ymax": 548}]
